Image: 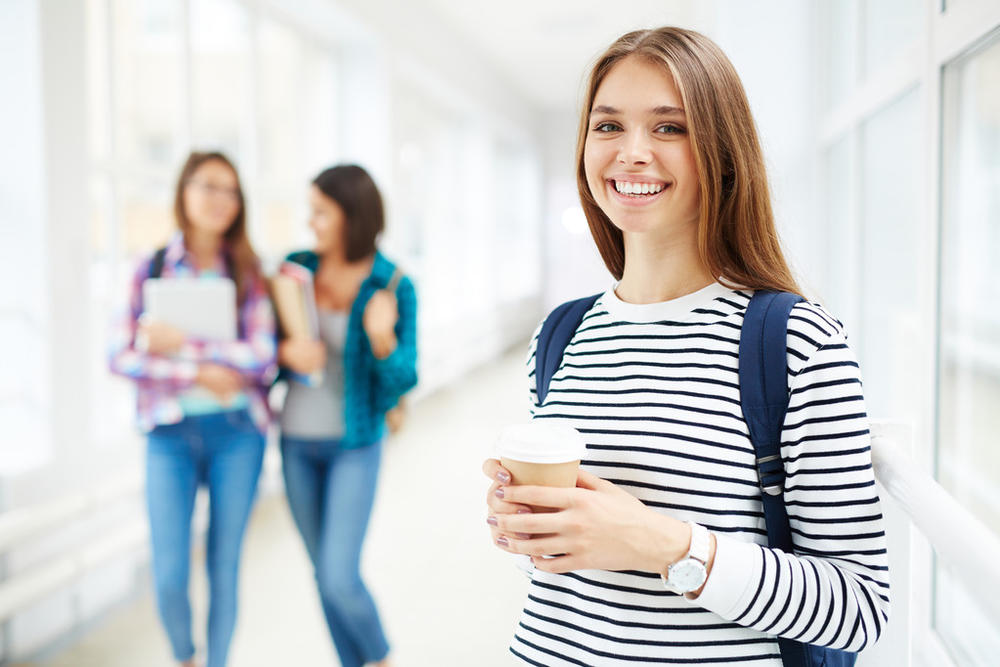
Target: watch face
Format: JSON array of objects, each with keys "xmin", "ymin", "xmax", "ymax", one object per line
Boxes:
[{"xmin": 669, "ymin": 558, "xmax": 707, "ymax": 592}]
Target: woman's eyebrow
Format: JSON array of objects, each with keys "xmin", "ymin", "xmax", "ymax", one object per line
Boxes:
[
  {"xmin": 590, "ymin": 105, "xmax": 619, "ymax": 115},
  {"xmin": 589, "ymin": 104, "xmax": 686, "ymax": 116},
  {"xmin": 652, "ymin": 105, "xmax": 685, "ymax": 116}
]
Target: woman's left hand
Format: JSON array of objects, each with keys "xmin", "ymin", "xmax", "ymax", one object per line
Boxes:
[
  {"xmin": 363, "ymin": 290, "xmax": 399, "ymax": 359},
  {"xmin": 138, "ymin": 318, "xmax": 186, "ymax": 356},
  {"xmin": 491, "ymin": 469, "xmax": 690, "ymax": 574}
]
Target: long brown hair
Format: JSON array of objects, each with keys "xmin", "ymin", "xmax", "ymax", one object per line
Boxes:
[
  {"xmin": 173, "ymin": 151, "xmax": 261, "ymax": 305},
  {"xmin": 576, "ymin": 27, "xmax": 801, "ymax": 295}
]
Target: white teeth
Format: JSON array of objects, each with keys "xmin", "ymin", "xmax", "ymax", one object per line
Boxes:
[{"xmin": 614, "ymin": 181, "xmax": 664, "ymax": 195}]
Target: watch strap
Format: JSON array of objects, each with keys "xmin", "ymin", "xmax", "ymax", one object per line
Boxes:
[{"xmin": 687, "ymin": 521, "xmax": 710, "ymax": 564}]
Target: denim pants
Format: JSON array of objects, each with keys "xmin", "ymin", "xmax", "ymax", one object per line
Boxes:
[
  {"xmin": 146, "ymin": 409, "xmax": 265, "ymax": 667},
  {"xmin": 280, "ymin": 436, "xmax": 389, "ymax": 667}
]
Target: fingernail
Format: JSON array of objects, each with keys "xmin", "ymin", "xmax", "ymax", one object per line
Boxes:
[
  {"xmin": 486, "ymin": 516, "xmax": 498, "ymax": 527},
  {"xmin": 496, "ymin": 536, "xmax": 509, "ymax": 547},
  {"xmin": 516, "ymin": 508, "xmax": 531, "ymax": 514},
  {"xmin": 494, "ymin": 487, "xmax": 504, "ymax": 499},
  {"xmin": 516, "ymin": 532, "xmax": 530, "ymax": 540},
  {"xmin": 496, "ymin": 470, "xmax": 511, "ymax": 483}
]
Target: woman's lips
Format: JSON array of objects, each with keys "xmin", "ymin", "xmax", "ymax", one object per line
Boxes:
[{"xmin": 606, "ymin": 179, "xmax": 670, "ymax": 206}]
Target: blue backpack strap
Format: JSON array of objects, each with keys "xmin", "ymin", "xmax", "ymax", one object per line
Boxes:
[
  {"xmin": 148, "ymin": 246, "xmax": 168, "ymax": 279},
  {"xmin": 535, "ymin": 294, "xmax": 601, "ymax": 405},
  {"xmin": 740, "ymin": 291, "xmax": 856, "ymax": 667}
]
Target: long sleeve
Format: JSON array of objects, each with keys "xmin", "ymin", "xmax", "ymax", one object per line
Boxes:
[
  {"xmin": 372, "ymin": 275, "xmax": 418, "ymax": 412},
  {"xmin": 173, "ymin": 275, "xmax": 278, "ymax": 385},
  {"xmin": 107, "ymin": 257, "xmax": 199, "ymax": 386},
  {"xmin": 695, "ymin": 325, "xmax": 891, "ymax": 651}
]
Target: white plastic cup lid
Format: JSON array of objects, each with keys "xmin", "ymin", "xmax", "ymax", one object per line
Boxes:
[{"xmin": 495, "ymin": 421, "xmax": 586, "ymax": 464}]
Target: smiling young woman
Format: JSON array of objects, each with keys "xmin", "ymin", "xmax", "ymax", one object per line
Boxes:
[{"xmin": 483, "ymin": 27, "xmax": 890, "ymax": 667}]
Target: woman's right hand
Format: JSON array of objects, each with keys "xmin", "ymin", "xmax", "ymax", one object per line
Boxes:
[
  {"xmin": 483, "ymin": 458, "xmax": 533, "ymax": 545},
  {"xmin": 138, "ymin": 318, "xmax": 185, "ymax": 356},
  {"xmin": 196, "ymin": 363, "xmax": 244, "ymax": 401},
  {"xmin": 279, "ymin": 338, "xmax": 327, "ymax": 375}
]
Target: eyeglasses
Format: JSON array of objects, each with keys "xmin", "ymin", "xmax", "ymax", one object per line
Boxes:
[{"xmin": 186, "ymin": 180, "xmax": 241, "ymax": 202}]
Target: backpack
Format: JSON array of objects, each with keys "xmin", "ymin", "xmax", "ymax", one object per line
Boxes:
[{"xmin": 534, "ymin": 289, "xmax": 858, "ymax": 667}]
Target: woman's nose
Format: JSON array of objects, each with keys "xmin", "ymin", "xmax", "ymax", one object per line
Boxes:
[{"xmin": 617, "ymin": 131, "xmax": 652, "ymax": 166}]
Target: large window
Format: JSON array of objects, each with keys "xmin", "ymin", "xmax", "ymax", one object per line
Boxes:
[
  {"xmin": 858, "ymin": 87, "xmax": 923, "ymax": 424},
  {"xmin": 85, "ymin": 0, "xmax": 342, "ymax": 446},
  {"xmin": 935, "ymin": 29, "xmax": 1000, "ymax": 664}
]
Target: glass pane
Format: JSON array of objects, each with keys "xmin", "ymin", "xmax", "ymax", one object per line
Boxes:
[
  {"xmin": 858, "ymin": 87, "xmax": 922, "ymax": 423},
  {"xmin": 935, "ymin": 30, "xmax": 1000, "ymax": 665},
  {"xmin": 494, "ymin": 141, "xmax": 541, "ymax": 302},
  {"xmin": 824, "ymin": 0, "xmax": 858, "ymax": 107},
  {"xmin": 119, "ymin": 176, "xmax": 175, "ymax": 257},
  {"xmin": 821, "ymin": 135, "xmax": 855, "ymax": 318},
  {"xmin": 111, "ymin": 0, "xmax": 184, "ymax": 173},
  {"xmin": 255, "ymin": 17, "xmax": 334, "ymax": 259},
  {"xmin": 862, "ymin": 0, "xmax": 922, "ymax": 77},
  {"xmin": 86, "ymin": 0, "xmax": 111, "ymax": 163},
  {"xmin": 90, "ymin": 175, "xmax": 115, "ymax": 284},
  {"xmin": 190, "ymin": 0, "xmax": 251, "ymax": 160}
]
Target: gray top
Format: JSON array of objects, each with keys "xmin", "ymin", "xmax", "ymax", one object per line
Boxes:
[{"xmin": 279, "ymin": 309, "xmax": 349, "ymax": 439}]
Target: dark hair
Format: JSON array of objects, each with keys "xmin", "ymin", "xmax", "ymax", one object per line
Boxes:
[
  {"xmin": 312, "ymin": 164, "xmax": 384, "ymax": 262},
  {"xmin": 173, "ymin": 151, "xmax": 261, "ymax": 305},
  {"xmin": 576, "ymin": 27, "xmax": 801, "ymax": 295}
]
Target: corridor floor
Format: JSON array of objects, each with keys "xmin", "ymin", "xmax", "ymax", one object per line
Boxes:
[{"xmin": 27, "ymin": 347, "xmax": 532, "ymax": 666}]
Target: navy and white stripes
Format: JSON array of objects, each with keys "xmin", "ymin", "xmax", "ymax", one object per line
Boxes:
[{"xmin": 511, "ymin": 283, "xmax": 890, "ymax": 666}]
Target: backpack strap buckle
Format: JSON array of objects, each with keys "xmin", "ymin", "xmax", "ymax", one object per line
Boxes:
[{"xmin": 756, "ymin": 454, "xmax": 784, "ymax": 496}]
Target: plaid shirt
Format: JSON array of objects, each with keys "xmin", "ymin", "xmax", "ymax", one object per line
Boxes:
[{"xmin": 108, "ymin": 233, "xmax": 277, "ymax": 433}]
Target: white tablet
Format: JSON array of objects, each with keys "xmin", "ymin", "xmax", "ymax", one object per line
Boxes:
[{"xmin": 142, "ymin": 278, "xmax": 237, "ymax": 341}]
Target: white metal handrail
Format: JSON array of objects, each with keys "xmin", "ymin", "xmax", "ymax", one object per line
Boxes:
[
  {"xmin": 0, "ymin": 519, "xmax": 148, "ymax": 621},
  {"xmin": 0, "ymin": 471, "xmax": 146, "ymax": 623},
  {"xmin": 870, "ymin": 421, "xmax": 1000, "ymax": 628},
  {"xmin": 0, "ymin": 472, "xmax": 142, "ymax": 552}
]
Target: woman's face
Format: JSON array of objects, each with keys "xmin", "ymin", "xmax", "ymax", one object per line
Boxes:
[
  {"xmin": 583, "ymin": 55, "xmax": 701, "ymax": 240},
  {"xmin": 182, "ymin": 159, "xmax": 241, "ymax": 236},
  {"xmin": 309, "ymin": 185, "xmax": 346, "ymax": 255}
]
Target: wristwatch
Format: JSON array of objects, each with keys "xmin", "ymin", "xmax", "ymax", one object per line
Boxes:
[{"xmin": 661, "ymin": 521, "xmax": 710, "ymax": 593}]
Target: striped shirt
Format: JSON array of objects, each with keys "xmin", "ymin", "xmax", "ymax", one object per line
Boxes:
[{"xmin": 511, "ymin": 282, "xmax": 890, "ymax": 666}]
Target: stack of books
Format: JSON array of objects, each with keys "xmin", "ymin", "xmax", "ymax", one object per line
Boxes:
[{"xmin": 270, "ymin": 261, "xmax": 323, "ymax": 386}]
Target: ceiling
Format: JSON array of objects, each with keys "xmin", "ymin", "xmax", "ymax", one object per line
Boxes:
[{"xmin": 420, "ymin": 0, "xmax": 714, "ymax": 112}]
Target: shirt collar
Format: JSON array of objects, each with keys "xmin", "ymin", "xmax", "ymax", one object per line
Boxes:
[{"xmin": 163, "ymin": 231, "xmax": 228, "ymax": 274}]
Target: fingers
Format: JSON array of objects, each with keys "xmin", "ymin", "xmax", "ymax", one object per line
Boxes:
[
  {"xmin": 483, "ymin": 458, "xmax": 532, "ymax": 522},
  {"xmin": 498, "ymin": 483, "xmax": 574, "ymax": 510},
  {"xmin": 494, "ymin": 534, "xmax": 567, "ymax": 558},
  {"xmin": 575, "ymin": 468, "xmax": 612, "ymax": 491},
  {"xmin": 488, "ymin": 510, "xmax": 557, "ymax": 536},
  {"xmin": 486, "ymin": 482, "xmax": 532, "ymax": 515},
  {"xmin": 529, "ymin": 554, "xmax": 580, "ymax": 574},
  {"xmin": 482, "ymin": 458, "xmax": 507, "ymax": 480}
]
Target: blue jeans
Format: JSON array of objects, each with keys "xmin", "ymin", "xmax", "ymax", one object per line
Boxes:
[
  {"xmin": 280, "ymin": 436, "xmax": 389, "ymax": 667},
  {"xmin": 146, "ymin": 409, "xmax": 265, "ymax": 667}
]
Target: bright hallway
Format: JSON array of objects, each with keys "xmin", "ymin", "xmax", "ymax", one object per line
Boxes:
[
  {"xmin": 17, "ymin": 347, "xmax": 532, "ymax": 667},
  {"xmin": 3, "ymin": 0, "xmax": 1000, "ymax": 665}
]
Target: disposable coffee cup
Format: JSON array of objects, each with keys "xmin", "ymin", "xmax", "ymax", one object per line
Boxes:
[{"xmin": 495, "ymin": 421, "xmax": 586, "ymax": 511}]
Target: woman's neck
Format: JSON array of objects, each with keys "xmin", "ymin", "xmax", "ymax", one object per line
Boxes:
[
  {"xmin": 184, "ymin": 229, "xmax": 223, "ymax": 270},
  {"xmin": 318, "ymin": 248, "xmax": 374, "ymax": 275},
  {"xmin": 616, "ymin": 228, "xmax": 714, "ymax": 304}
]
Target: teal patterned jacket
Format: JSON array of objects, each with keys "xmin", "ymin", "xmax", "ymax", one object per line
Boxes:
[{"xmin": 277, "ymin": 249, "xmax": 418, "ymax": 448}]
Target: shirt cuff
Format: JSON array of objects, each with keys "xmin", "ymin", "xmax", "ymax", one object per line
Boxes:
[
  {"xmin": 691, "ymin": 532, "xmax": 764, "ymax": 620},
  {"xmin": 176, "ymin": 359, "xmax": 199, "ymax": 383}
]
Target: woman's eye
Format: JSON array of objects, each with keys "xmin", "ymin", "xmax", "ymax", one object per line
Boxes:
[
  {"xmin": 656, "ymin": 124, "xmax": 686, "ymax": 135},
  {"xmin": 593, "ymin": 122, "xmax": 621, "ymax": 133}
]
